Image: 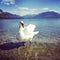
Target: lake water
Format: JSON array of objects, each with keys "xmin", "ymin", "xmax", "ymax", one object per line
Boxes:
[{"xmin": 0, "ymin": 19, "xmax": 60, "ymax": 44}]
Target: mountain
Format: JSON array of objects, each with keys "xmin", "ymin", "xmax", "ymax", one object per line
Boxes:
[
  {"xmin": 0, "ymin": 9, "xmax": 60, "ymax": 19},
  {"xmin": 0, "ymin": 9, "xmax": 23, "ymax": 19},
  {"xmin": 34, "ymin": 11, "xmax": 60, "ymax": 18}
]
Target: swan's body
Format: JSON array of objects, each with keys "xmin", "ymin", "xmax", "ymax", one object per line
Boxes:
[{"xmin": 16, "ymin": 21, "xmax": 39, "ymax": 47}]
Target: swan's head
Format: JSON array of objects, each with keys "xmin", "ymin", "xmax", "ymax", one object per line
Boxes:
[{"xmin": 20, "ymin": 21, "xmax": 24, "ymax": 28}]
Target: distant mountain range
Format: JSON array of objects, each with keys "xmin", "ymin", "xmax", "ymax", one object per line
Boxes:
[
  {"xmin": 24, "ymin": 11, "xmax": 60, "ymax": 19},
  {"xmin": 0, "ymin": 9, "xmax": 60, "ymax": 19},
  {"xmin": 34, "ymin": 11, "xmax": 60, "ymax": 18},
  {"xmin": 0, "ymin": 9, "xmax": 23, "ymax": 19}
]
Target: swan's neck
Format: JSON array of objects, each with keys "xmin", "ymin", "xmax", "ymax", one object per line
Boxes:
[
  {"xmin": 19, "ymin": 25, "xmax": 24, "ymax": 37},
  {"xmin": 20, "ymin": 26, "xmax": 24, "ymax": 31},
  {"xmin": 19, "ymin": 24, "xmax": 24, "ymax": 30}
]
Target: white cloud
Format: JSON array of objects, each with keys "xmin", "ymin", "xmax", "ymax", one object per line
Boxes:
[
  {"xmin": 18, "ymin": 7, "xmax": 29, "ymax": 10},
  {"xmin": 1, "ymin": 0, "xmax": 15, "ymax": 5},
  {"xmin": 16, "ymin": 7, "xmax": 40, "ymax": 16},
  {"xmin": 41, "ymin": 8, "xmax": 59, "ymax": 14},
  {"xmin": 42, "ymin": 8, "xmax": 58, "ymax": 13},
  {"xmin": 8, "ymin": 7, "xmax": 47, "ymax": 16},
  {"xmin": 8, "ymin": 7, "xmax": 57, "ymax": 16},
  {"xmin": 42, "ymin": 8, "xmax": 49, "ymax": 11}
]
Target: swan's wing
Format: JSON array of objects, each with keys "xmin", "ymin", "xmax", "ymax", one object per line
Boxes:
[{"xmin": 24, "ymin": 24, "xmax": 36, "ymax": 34}]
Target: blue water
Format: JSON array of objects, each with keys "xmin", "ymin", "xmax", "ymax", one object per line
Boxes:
[{"xmin": 0, "ymin": 19, "xmax": 60, "ymax": 43}]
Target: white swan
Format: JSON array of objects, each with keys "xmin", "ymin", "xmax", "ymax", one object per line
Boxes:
[{"xmin": 16, "ymin": 21, "xmax": 39, "ymax": 47}]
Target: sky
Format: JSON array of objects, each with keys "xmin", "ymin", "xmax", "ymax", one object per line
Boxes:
[{"xmin": 0, "ymin": 0, "xmax": 60, "ymax": 16}]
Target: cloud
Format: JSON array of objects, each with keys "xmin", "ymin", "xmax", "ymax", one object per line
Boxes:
[
  {"xmin": 18, "ymin": 7, "xmax": 29, "ymax": 10},
  {"xmin": 42, "ymin": 8, "xmax": 49, "ymax": 11},
  {"xmin": 1, "ymin": 0, "xmax": 15, "ymax": 5},
  {"xmin": 9, "ymin": 7, "xmax": 49, "ymax": 16},
  {"xmin": 17, "ymin": 7, "xmax": 39, "ymax": 16},
  {"xmin": 42, "ymin": 8, "xmax": 58, "ymax": 13},
  {"xmin": 9, "ymin": 7, "xmax": 57, "ymax": 16}
]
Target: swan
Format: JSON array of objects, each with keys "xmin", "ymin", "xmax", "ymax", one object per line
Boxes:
[{"xmin": 16, "ymin": 21, "xmax": 39, "ymax": 47}]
